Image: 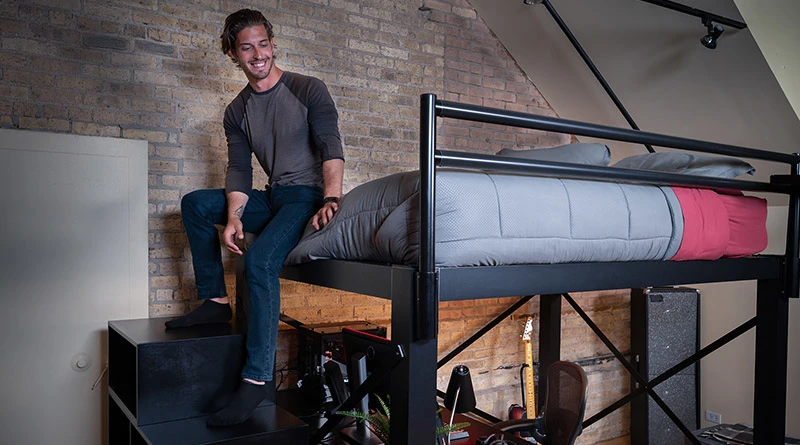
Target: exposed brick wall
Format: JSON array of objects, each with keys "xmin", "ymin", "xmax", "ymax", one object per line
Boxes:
[{"xmin": 0, "ymin": 0, "xmax": 627, "ymax": 441}]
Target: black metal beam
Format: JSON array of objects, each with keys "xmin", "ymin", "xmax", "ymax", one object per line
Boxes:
[
  {"xmin": 279, "ymin": 260, "xmax": 414, "ymax": 300},
  {"xmin": 390, "ymin": 267, "xmax": 438, "ymax": 445},
  {"xmin": 437, "ymin": 257, "xmax": 782, "ymax": 301},
  {"xmin": 436, "ymin": 150, "xmax": 788, "ymax": 194},
  {"xmin": 538, "ymin": 294, "xmax": 561, "ymax": 414},
  {"xmin": 583, "ymin": 317, "xmax": 756, "ymax": 428},
  {"xmin": 754, "ymin": 279, "xmax": 789, "ymax": 444},
  {"xmin": 562, "ymin": 293, "xmax": 701, "ymax": 444},
  {"xmin": 437, "ymin": 295, "xmax": 535, "ymax": 369},
  {"xmin": 784, "ymin": 162, "xmax": 800, "ymax": 298},
  {"xmin": 435, "ymin": 100, "xmax": 799, "ymax": 164},
  {"xmin": 540, "ymin": 0, "xmax": 654, "ymax": 153},
  {"xmin": 640, "ymin": 0, "xmax": 747, "ymax": 29}
]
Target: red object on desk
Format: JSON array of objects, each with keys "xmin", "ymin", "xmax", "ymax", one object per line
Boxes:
[{"xmin": 441, "ymin": 408, "xmax": 531, "ymax": 445}]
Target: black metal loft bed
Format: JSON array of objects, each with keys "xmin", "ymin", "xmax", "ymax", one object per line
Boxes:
[{"xmin": 280, "ymin": 94, "xmax": 798, "ymax": 444}]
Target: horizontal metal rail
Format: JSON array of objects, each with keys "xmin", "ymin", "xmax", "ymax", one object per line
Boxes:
[
  {"xmin": 435, "ymin": 100, "xmax": 799, "ymax": 165},
  {"xmin": 639, "ymin": 0, "xmax": 748, "ymax": 29},
  {"xmin": 436, "ymin": 150, "xmax": 791, "ymax": 194}
]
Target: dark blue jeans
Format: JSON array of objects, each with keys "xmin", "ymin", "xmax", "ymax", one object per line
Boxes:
[{"xmin": 181, "ymin": 185, "xmax": 322, "ymax": 382}]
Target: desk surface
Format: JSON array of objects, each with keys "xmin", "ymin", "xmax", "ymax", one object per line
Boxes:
[
  {"xmin": 445, "ymin": 410, "xmax": 533, "ymax": 445},
  {"xmin": 328, "ymin": 410, "xmax": 533, "ymax": 445},
  {"xmin": 278, "ymin": 388, "xmax": 534, "ymax": 445}
]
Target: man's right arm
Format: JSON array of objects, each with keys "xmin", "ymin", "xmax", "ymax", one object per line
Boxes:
[
  {"xmin": 222, "ymin": 96, "xmax": 253, "ymax": 256},
  {"xmin": 222, "ymin": 191, "xmax": 249, "ymax": 256}
]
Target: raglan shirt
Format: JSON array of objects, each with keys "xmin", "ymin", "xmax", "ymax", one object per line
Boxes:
[{"xmin": 223, "ymin": 71, "xmax": 344, "ymax": 194}]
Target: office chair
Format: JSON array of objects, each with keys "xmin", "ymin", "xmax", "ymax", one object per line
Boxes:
[{"xmin": 493, "ymin": 361, "xmax": 588, "ymax": 445}]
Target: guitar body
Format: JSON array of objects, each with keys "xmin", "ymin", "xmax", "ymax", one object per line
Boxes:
[{"xmin": 508, "ymin": 403, "xmax": 526, "ymax": 420}]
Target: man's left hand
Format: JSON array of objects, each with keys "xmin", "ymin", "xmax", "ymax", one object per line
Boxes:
[{"xmin": 311, "ymin": 201, "xmax": 339, "ymax": 230}]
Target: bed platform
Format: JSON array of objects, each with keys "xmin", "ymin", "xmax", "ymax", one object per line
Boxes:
[{"xmin": 280, "ymin": 94, "xmax": 798, "ymax": 444}]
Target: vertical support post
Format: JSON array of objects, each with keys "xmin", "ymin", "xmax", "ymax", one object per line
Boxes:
[
  {"xmin": 418, "ymin": 93, "xmax": 438, "ymax": 341},
  {"xmin": 351, "ymin": 353, "xmax": 371, "ymax": 438},
  {"xmin": 753, "ymin": 278, "xmax": 788, "ymax": 444},
  {"xmin": 538, "ymin": 293, "xmax": 561, "ymax": 413},
  {"xmin": 391, "ymin": 267, "xmax": 437, "ymax": 445},
  {"xmin": 784, "ymin": 159, "xmax": 799, "ymax": 298}
]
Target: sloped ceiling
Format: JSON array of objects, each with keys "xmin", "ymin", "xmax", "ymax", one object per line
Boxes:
[{"xmin": 470, "ymin": 0, "xmax": 800, "ymax": 204}]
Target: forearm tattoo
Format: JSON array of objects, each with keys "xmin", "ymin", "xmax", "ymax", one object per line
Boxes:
[{"xmin": 233, "ymin": 205, "xmax": 244, "ymax": 218}]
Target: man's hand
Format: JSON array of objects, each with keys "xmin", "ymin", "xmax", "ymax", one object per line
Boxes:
[
  {"xmin": 223, "ymin": 217, "xmax": 245, "ymax": 255},
  {"xmin": 311, "ymin": 200, "xmax": 339, "ymax": 230}
]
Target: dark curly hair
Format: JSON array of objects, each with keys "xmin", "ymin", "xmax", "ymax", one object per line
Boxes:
[{"xmin": 220, "ymin": 9, "xmax": 274, "ymax": 66}]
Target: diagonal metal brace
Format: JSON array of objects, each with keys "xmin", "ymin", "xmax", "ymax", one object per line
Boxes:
[
  {"xmin": 584, "ymin": 316, "xmax": 756, "ymax": 428},
  {"xmin": 561, "ymin": 292, "xmax": 701, "ymax": 445}
]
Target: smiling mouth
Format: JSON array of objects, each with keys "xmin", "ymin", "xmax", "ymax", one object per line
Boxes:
[{"xmin": 250, "ymin": 59, "xmax": 268, "ymax": 70}]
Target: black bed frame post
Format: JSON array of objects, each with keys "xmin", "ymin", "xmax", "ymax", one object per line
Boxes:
[
  {"xmin": 753, "ymin": 159, "xmax": 800, "ymax": 443},
  {"xmin": 538, "ymin": 293, "xmax": 561, "ymax": 412},
  {"xmin": 753, "ymin": 278, "xmax": 789, "ymax": 444},
  {"xmin": 390, "ymin": 267, "xmax": 438, "ymax": 445},
  {"xmin": 418, "ymin": 93, "xmax": 438, "ymax": 342},
  {"xmin": 385, "ymin": 93, "xmax": 439, "ymax": 445},
  {"xmin": 784, "ymin": 159, "xmax": 800, "ymax": 298}
]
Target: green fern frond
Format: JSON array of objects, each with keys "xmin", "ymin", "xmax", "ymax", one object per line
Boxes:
[
  {"xmin": 335, "ymin": 409, "xmax": 372, "ymax": 423},
  {"xmin": 436, "ymin": 421, "xmax": 471, "ymax": 438},
  {"xmin": 336, "ymin": 394, "xmax": 470, "ymax": 445}
]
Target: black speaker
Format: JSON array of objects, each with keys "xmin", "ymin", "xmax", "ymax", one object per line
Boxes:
[{"xmin": 631, "ymin": 287, "xmax": 700, "ymax": 445}]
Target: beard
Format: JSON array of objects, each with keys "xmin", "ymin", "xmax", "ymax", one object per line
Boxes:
[{"xmin": 243, "ymin": 56, "xmax": 274, "ymax": 81}]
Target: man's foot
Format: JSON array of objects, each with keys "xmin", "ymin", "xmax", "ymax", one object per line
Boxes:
[
  {"xmin": 206, "ymin": 380, "xmax": 269, "ymax": 427},
  {"xmin": 165, "ymin": 300, "xmax": 232, "ymax": 329}
]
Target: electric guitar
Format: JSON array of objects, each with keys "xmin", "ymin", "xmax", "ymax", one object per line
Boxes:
[
  {"xmin": 508, "ymin": 317, "xmax": 536, "ymax": 421},
  {"xmin": 522, "ymin": 316, "xmax": 536, "ymax": 420}
]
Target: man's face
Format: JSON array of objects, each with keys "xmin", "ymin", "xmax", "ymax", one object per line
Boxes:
[{"xmin": 229, "ymin": 25, "xmax": 274, "ymax": 84}]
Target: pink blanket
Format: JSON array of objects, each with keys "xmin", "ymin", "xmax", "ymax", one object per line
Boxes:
[{"xmin": 671, "ymin": 187, "xmax": 768, "ymax": 261}]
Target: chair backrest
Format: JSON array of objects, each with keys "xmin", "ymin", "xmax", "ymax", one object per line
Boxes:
[{"xmin": 541, "ymin": 361, "xmax": 588, "ymax": 445}]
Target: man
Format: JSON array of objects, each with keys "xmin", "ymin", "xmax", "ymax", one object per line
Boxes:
[{"xmin": 164, "ymin": 9, "xmax": 345, "ymax": 427}]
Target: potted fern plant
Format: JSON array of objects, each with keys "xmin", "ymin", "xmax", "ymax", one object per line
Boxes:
[{"xmin": 337, "ymin": 395, "xmax": 470, "ymax": 444}]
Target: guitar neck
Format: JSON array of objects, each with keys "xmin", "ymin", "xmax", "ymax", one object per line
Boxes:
[{"xmin": 524, "ymin": 341, "xmax": 536, "ymax": 417}]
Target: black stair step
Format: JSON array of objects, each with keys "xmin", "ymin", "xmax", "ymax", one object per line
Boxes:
[
  {"xmin": 108, "ymin": 318, "xmax": 274, "ymax": 426},
  {"xmin": 136, "ymin": 404, "xmax": 308, "ymax": 445}
]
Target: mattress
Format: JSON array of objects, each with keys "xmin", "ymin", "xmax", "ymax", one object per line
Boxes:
[{"xmin": 284, "ymin": 170, "xmax": 767, "ymax": 267}]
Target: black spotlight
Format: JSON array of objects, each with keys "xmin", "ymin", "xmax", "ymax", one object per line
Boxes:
[{"xmin": 701, "ymin": 20, "xmax": 724, "ymax": 49}]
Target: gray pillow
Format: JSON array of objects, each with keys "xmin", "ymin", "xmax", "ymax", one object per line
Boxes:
[
  {"xmin": 612, "ymin": 152, "xmax": 755, "ymax": 178},
  {"xmin": 496, "ymin": 142, "xmax": 611, "ymax": 166}
]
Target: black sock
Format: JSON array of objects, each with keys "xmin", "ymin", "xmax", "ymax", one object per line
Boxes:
[
  {"xmin": 206, "ymin": 380, "xmax": 269, "ymax": 427},
  {"xmin": 164, "ymin": 300, "xmax": 232, "ymax": 329}
]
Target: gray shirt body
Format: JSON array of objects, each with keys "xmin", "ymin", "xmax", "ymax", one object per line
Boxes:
[{"xmin": 223, "ymin": 71, "xmax": 344, "ymax": 194}]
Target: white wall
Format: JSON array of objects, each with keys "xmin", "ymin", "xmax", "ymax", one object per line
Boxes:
[
  {"xmin": 695, "ymin": 206, "xmax": 799, "ymax": 435},
  {"xmin": 0, "ymin": 129, "xmax": 149, "ymax": 445},
  {"xmin": 697, "ymin": 1, "xmax": 800, "ymax": 436},
  {"xmin": 734, "ymin": 0, "xmax": 800, "ymax": 122}
]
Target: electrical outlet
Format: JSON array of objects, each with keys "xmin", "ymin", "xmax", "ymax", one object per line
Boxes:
[{"xmin": 705, "ymin": 410, "xmax": 722, "ymax": 424}]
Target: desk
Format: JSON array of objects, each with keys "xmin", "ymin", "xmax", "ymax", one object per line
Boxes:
[
  {"xmin": 444, "ymin": 409, "xmax": 533, "ymax": 445},
  {"xmin": 287, "ymin": 398, "xmax": 534, "ymax": 445},
  {"xmin": 331, "ymin": 409, "xmax": 532, "ymax": 445}
]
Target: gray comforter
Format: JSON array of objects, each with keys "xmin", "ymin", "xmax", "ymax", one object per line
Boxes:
[{"xmin": 285, "ymin": 169, "xmax": 684, "ymax": 267}]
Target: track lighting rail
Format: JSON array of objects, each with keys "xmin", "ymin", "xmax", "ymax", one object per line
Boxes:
[{"xmin": 639, "ymin": 0, "xmax": 747, "ymax": 29}]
